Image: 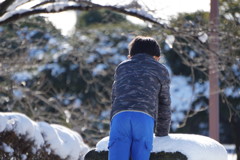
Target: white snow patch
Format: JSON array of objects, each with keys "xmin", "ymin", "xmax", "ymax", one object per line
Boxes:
[
  {"xmin": 21, "ymin": 154, "xmax": 27, "ymax": 160},
  {"xmin": 198, "ymin": 32, "xmax": 208, "ymax": 43},
  {"xmin": 170, "ymin": 76, "xmax": 193, "ymax": 110},
  {"xmin": 39, "ymin": 122, "xmax": 89, "ymax": 160},
  {"xmin": 1, "ymin": 143, "xmax": 14, "ymax": 155},
  {"xmin": 45, "ymin": 3, "xmax": 69, "ymax": 12},
  {"xmin": 0, "ymin": 114, "xmax": 7, "ymax": 132},
  {"xmin": 92, "ymin": 64, "xmax": 107, "ymax": 76},
  {"xmin": 86, "ymin": 54, "xmax": 98, "ymax": 63},
  {"xmin": 0, "ymin": 9, "xmax": 30, "ymax": 22},
  {"xmin": 96, "ymin": 47, "xmax": 118, "ymax": 55},
  {"xmin": 165, "ymin": 35, "xmax": 175, "ymax": 48},
  {"xmin": 1, "ymin": 112, "xmax": 45, "ymax": 149},
  {"xmin": 126, "ymin": 8, "xmax": 155, "ymax": 20},
  {"xmin": 170, "ymin": 75, "xmax": 209, "ymax": 130},
  {"xmin": 72, "ymin": 98, "xmax": 82, "ymax": 109},
  {"xmin": 109, "ymin": 54, "xmax": 127, "ymax": 64},
  {"xmin": 38, "ymin": 63, "xmax": 66, "ymax": 76},
  {"xmin": 96, "ymin": 134, "xmax": 228, "ymax": 160},
  {"xmin": 7, "ymin": 0, "xmax": 29, "ymax": 11},
  {"xmin": 64, "ymin": 110, "xmax": 71, "ymax": 123},
  {"xmin": 13, "ymin": 89, "xmax": 24, "ymax": 100},
  {"xmin": 12, "ymin": 71, "xmax": 33, "ymax": 82},
  {"xmin": 96, "ymin": 136, "xmax": 109, "ymax": 152},
  {"xmin": 0, "ymin": 112, "xmax": 89, "ymax": 160},
  {"xmin": 224, "ymin": 87, "xmax": 240, "ymax": 98}
]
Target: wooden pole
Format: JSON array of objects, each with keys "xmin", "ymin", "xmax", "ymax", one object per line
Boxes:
[{"xmin": 209, "ymin": 0, "xmax": 219, "ymax": 141}]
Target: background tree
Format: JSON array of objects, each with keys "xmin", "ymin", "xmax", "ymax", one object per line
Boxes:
[
  {"xmin": 0, "ymin": 0, "xmax": 239, "ymax": 158},
  {"xmin": 161, "ymin": 0, "xmax": 239, "ymax": 157}
]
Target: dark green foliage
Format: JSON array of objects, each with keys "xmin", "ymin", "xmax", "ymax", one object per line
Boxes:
[
  {"xmin": 169, "ymin": 11, "xmax": 209, "ymax": 28},
  {"xmin": 163, "ymin": 48, "xmax": 192, "ymax": 76},
  {"xmin": 76, "ymin": 9, "xmax": 127, "ymax": 28},
  {"xmin": 84, "ymin": 149, "xmax": 188, "ymax": 160}
]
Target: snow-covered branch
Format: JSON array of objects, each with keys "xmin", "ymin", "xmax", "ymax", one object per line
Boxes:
[
  {"xmin": 0, "ymin": 0, "xmax": 168, "ymax": 29},
  {"xmin": 0, "ymin": 0, "xmax": 15, "ymax": 16}
]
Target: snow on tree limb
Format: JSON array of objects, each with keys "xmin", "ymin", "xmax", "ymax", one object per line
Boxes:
[
  {"xmin": 0, "ymin": 0, "xmax": 15, "ymax": 16},
  {"xmin": 0, "ymin": 0, "xmax": 169, "ymax": 30}
]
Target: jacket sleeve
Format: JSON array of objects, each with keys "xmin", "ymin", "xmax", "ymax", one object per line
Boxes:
[
  {"xmin": 111, "ymin": 71, "xmax": 117, "ymax": 105},
  {"xmin": 111, "ymin": 81, "xmax": 116, "ymax": 105},
  {"xmin": 155, "ymin": 69, "xmax": 171, "ymax": 137}
]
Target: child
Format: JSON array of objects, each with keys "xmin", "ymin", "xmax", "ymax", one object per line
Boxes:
[{"xmin": 108, "ymin": 36, "xmax": 171, "ymax": 160}]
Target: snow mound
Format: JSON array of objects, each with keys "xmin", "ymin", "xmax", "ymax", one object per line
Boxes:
[
  {"xmin": 0, "ymin": 112, "xmax": 89, "ymax": 160},
  {"xmin": 96, "ymin": 134, "xmax": 227, "ymax": 160}
]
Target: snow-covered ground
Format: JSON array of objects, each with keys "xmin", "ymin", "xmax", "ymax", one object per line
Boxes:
[
  {"xmin": 96, "ymin": 134, "xmax": 228, "ymax": 160},
  {"xmin": 228, "ymin": 154, "xmax": 237, "ymax": 160},
  {"xmin": 0, "ymin": 112, "xmax": 89, "ymax": 160},
  {"xmin": 224, "ymin": 144, "xmax": 237, "ymax": 160}
]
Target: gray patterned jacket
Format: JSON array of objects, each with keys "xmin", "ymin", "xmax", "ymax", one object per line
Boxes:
[{"xmin": 110, "ymin": 53, "xmax": 171, "ymax": 137}]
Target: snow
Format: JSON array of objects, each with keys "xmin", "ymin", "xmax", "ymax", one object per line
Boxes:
[
  {"xmin": 70, "ymin": 64, "xmax": 79, "ymax": 70},
  {"xmin": 224, "ymin": 13, "xmax": 235, "ymax": 21},
  {"xmin": 86, "ymin": 54, "xmax": 98, "ymax": 63},
  {"xmin": 92, "ymin": 64, "xmax": 108, "ymax": 76},
  {"xmin": 109, "ymin": 54, "xmax": 127, "ymax": 64},
  {"xmin": 0, "ymin": 112, "xmax": 45, "ymax": 149},
  {"xmin": 0, "ymin": 112, "xmax": 89, "ymax": 160},
  {"xmin": 72, "ymin": 98, "xmax": 82, "ymax": 109},
  {"xmin": 170, "ymin": 76, "xmax": 193, "ymax": 110},
  {"xmin": 6, "ymin": 0, "xmax": 27, "ymax": 11},
  {"xmin": 29, "ymin": 48, "xmax": 45, "ymax": 60},
  {"xmin": 189, "ymin": 50, "xmax": 196, "ymax": 59},
  {"xmin": 224, "ymin": 87, "xmax": 240, "ymax": 98},
  {"xmin": 0, "ymin": 9, "xmax": 30, "ymax": 23},
  {"xmin": 38, "ymin": 63, "xmax": 66, "ymax": 77},
  {"xmin": 96, "ymin": 134, "xmax": 228, "ymax": 160},
  {"xmin": 21, "ymin": 154, "xmax": 27, "ymax": 160},
  {"xmin": 12, "ymin": 71, "xmax": 33, "ymax": 83},
  {"xmin": 198, "ymin": 32, "xmax": 208, "ymax": 43},
  {"xmin": 126, "ymin": 8, "xmax": 155, "ymax": 20},
  {"xmin": 1, "ymin": 143, "xmax": 14, "ymax": 155},
  {"xmin": 165, "ymin": 35, "xmax": 175, "ymax": 48},
  {"xmin": 39, "ymin": 122, "xmax": 89, "ymax": 159},
  {"xmin": 224, "ymin": 144, "xmax": 237, "ymax": 160},
  {"xmin": 170, "ymin": 75, "xmax": 209, "ymax": 130},
  {"xmin": 46, "ymin": 3, "xmax": 68, "ymax": 12},
  {"xmin": 232, "ymin": 63, "xmax": 240, "ymax": 77},
  {"xmin": 13, "ymin": 89, "xmax": 24, "ymax": 100},
  {"xmin": 96, "ymin": 46, "xmax": 118, "ymax": 55},
  {"xmin": 64, "ymin": 110, "xmax": 71, "ymax": 123},
  {"xmin": 236, "ymin": 13, "xmax": 240, "ymax": 23}
]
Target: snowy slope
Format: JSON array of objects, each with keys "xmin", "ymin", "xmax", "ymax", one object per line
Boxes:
[
  {"xmin": 0, "ymin": 112, "xmax": 89, "ymax": 160},
  {"xmin": 96, "ymin": 134, "xmax": 228, "ymax": 160}
]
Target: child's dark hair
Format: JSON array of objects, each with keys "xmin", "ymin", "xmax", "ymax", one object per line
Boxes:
[{"xmin": 128, "ymin": 36, "xmax": 161, "ymax": 57}]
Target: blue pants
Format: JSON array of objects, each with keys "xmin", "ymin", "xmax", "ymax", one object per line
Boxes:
[{"xmin": 108, "ymin": 111, "xmax": 154, "ymax": 160}]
